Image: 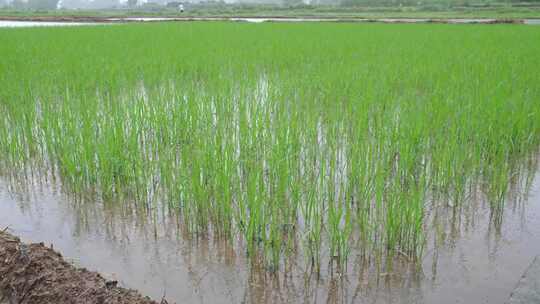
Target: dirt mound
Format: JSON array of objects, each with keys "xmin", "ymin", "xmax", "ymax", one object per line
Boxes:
[{"xmin": 0, "ymin": 230, "xmax": 161, "ymax": 304}]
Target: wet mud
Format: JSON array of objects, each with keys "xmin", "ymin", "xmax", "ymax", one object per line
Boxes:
[{"xmin": 0, "ymin": 230, "xmax": 161, "ymax": 304}]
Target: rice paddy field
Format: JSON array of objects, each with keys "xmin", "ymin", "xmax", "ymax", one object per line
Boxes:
[{"xmin": 1, "ymin": 22, "xmax": 540, "ymax": 303}]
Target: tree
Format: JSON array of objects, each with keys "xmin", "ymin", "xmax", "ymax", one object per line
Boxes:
[{"xmin": 11, "ymin": 0, "xmax": 27, "ymax": 9}]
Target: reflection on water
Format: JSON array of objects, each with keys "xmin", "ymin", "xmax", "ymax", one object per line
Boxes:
[
  {"xmin": 0, "ymin": 21, "xmax": 103, "ymax": 27},
  {"xmin": 1, "ymin": 18, "xmax": 540, "ymax": 28},
  {"xmin": 525, "ymin": 19, "xmax": 540, "ymax": 25},
  {"xmin": 1, "ymin": 163, "xmax": 540, "ymax": 303}
]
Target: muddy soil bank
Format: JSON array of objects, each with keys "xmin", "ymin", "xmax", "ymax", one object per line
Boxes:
[{"xmin": 0, "ymin": 230, "xmax": 162, "ymax": 304}]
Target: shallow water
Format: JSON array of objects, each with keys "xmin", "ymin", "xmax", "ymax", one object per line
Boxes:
[
  {"xmin": 105, "ymin": 17, "xmax": 540, "ymax": 25},
  {"xmin": 1, "ymin": 167, "xmax": 539, "ymax": 304},
  {"xmin": 1, "ymin": 18, "xmax": 540, "ymax": 27},
  {"xmin": 525, "ymin": 19, "xmax": 540, "ymax": 25},
  {"xmin": 0, "ymin": 20, "xmax": 103, "ymax": 27}
]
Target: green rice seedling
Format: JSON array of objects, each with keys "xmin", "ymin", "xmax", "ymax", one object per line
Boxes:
[{"xmin": 0, "ymin": 22, "xmax": 539, "ymax": 273}]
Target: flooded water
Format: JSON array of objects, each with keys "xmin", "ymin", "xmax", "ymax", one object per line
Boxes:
[
  {"xmin": 1, "ymin": 18, "xmax": 540, "ymax": 27},
  {"xmin": 525, "ymin": 19, "xmax": 540, "ymax": 25},
  {"xmin": 0, "ymin": 20, "xmax": 103, "ymax": 27},
  {"xmin": 104, "ymin": 17, "xmax": 540, "ymax": 25},
  {"xmin": 1, "ymin": 166, "xmax": 539, "ymax": 304}
]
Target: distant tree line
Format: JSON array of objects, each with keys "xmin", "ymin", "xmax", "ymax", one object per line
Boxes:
[
  {"xmin": 9, "ymin": 0, "xmax": 59, "ymax": 9},
  {"xmin": 4, "ymin": 0, "xmax": 129, "ymax": 10},
  {"xmin": 338, "ymin": 0, "xmax": 540, "ymax": 6}
]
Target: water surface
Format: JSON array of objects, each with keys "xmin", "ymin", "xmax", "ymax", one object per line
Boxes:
[
  {"xmin": 0, "ymin": 20, "xmax": 101, "ymax": 27},
  {"xmin": 1, "ymin": 167, "xmax": 539, "ymax": 303},
  {"xmin": 1, "ymin": 18, "xmax": 540, "ymax": 27}
]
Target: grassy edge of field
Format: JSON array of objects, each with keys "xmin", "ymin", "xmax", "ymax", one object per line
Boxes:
[{"xmin": 1, "ymin": 5, "xmax": 540, "ymax": 20}]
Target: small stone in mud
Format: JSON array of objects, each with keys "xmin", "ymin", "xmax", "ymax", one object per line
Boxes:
[{"xmin": 106, "ymin": 280, "xmax": 118, "ymax": 288}]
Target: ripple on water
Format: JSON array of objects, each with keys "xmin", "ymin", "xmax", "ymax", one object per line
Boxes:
[{"xmin": 1, "ymin": 168, "xmax": 540, "ymax": 303}]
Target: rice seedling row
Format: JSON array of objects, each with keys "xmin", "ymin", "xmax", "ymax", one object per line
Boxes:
[{"xmin": 1, "ymin": 22, "xmax": 539, "ymax": 271}]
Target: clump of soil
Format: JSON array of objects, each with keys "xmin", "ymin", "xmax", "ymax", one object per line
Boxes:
[{"xmin": 0, "ymin": 230, "xmax": 161, "ymax": 304}]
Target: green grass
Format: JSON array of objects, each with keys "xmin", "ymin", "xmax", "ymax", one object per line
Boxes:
[
  {"xmin": 0, "ymin": 22, "xmax": 539, "ymax": 272},
  {"xmin": 2, "ymin": 4, "xmax": 540, "ymax": 19}
]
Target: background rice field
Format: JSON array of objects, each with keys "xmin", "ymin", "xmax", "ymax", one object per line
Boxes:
[{"xmin": 0, "ymin": 22, "xmax": 539, "ymax": 274}]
